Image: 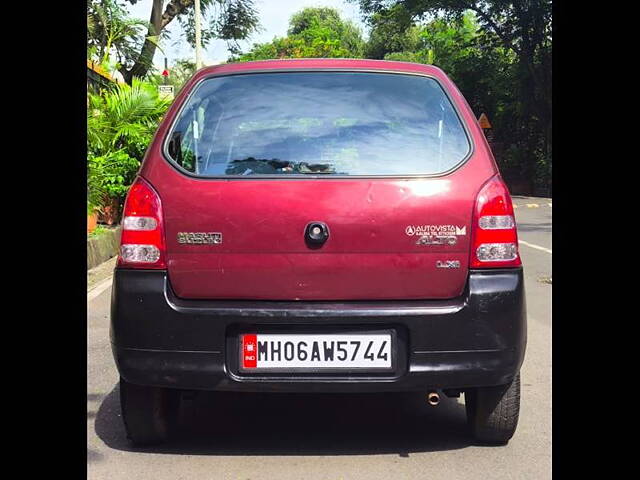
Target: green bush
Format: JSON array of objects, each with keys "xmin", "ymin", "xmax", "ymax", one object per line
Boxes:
[
  {"xmin": 87, "ymin": 78, "xmax": 169, "ymax": 218},
  {"xmin": 89, "ymin": 150, "xmax": 140, "ymax": 202}
]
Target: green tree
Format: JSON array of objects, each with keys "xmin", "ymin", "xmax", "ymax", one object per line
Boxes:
[
  {"xmin": 365, "ymin": 10, "xmax": 424, "ymax": 59},
  {"xmin": 120, "ymin": 0, "xmax": 260, "ymax": 84},
  {"xmin": 87, "ymin": 0, "xmax": 151, "ymax": 67},
  {"xmin": 289, "ymin": 7, "xmax": 365, "ymax": 56},
  {"xmin": 233, "ymin": 7, "xmax": 365, "ymax": 61}
]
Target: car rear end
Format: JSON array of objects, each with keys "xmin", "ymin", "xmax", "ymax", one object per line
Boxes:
[{"xmin": 110, "ymin": 59, "xmax": 526, "ymax": 445}]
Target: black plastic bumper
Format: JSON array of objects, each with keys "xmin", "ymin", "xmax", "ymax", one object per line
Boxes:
[{"xmin": 110, "ymin": 269, "xmax": 526, "ymax": 393}]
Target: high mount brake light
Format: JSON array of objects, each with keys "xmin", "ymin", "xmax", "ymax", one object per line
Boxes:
[
  {"xmin": 118, "ymin": 177, "xmax": 166, "ymax": 269},
  {"xmin": 470, "ymin": 175, "xmax": 521, "ymax": 268}
]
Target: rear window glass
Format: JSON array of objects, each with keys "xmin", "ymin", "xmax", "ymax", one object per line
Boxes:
[{"xmin": 165, "ymin": 72, "xmax": 471, "ymax": 176}]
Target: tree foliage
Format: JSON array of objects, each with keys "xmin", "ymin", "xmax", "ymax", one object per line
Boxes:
[
  {"xmin": 117, "ymin": 0, "xmax": 260, "ymax": 83},
  {"xmin": 364, "ymin": 10, "xmax": 423, "ymax": 59},
  {"xmin": 176, "ymin": 0, "xmax": 260, "ymax": 55},
  {"xmin": 87, "ymin": 0, "xmax": 151, "ymax": 68},
  {"xmin": 233, "ymin": 7, "xmax": 365, "ymax": 61}
]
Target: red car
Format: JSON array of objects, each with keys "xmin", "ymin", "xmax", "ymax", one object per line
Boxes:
[{"xmin": 111, "ymin": 58, "xmax": 526, "ymax": 446}]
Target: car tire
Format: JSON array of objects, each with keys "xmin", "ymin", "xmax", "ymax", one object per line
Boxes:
[
  {"xmin": 119, "ymin": 377, "xmax": 179, "ymax": 446},
  {"xmin": 465, "ymin": 372, "xmax": 521, "ymax": 444}
]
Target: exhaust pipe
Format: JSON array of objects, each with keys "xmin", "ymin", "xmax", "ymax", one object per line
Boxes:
[{"xmin": 427, "ymin": 391, "xmax": 440, "ymax": 406}]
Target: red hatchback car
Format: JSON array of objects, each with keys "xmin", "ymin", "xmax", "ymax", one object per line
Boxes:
[{"xmin": 111, "ymin": 58, "xmax": 526, "ymax": 446}]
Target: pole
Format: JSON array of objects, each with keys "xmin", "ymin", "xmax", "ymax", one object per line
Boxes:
[
  {"xmin": 194, "ymin": 0, "xmax": 203, "ymax": 69},
  {"xmin": 164, "ymin": 57, "xmax": 168, "ymax": 85}
]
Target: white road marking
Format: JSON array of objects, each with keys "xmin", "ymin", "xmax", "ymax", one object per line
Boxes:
[
  {"xmin": 519, "ymin": 239, "xmax": 552, "ymax": 254},
  {"xmin": 512, "ymin": 202, "xmax": 553, "ymax": 208},
  {"xmin": 87, "ymin": 275, "xmax": 113, "ymax": 302}
]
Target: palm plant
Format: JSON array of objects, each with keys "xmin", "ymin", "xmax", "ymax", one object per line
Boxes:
[
  {"xmin": 87, "ymin": 78, "xmax": 170, "ymax": 218},
  {"xmin": 88, "ymin": 78, "xmax": 170, "ymax": 158}
]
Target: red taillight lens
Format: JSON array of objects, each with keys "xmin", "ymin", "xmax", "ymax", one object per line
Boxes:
[
  {"xmin": 470, "ymin": 174, "xmax": 521, "ymax": 268},
  {"xmin": 118, "ymin": 177, "xmax": 166, "ymax": 269}
]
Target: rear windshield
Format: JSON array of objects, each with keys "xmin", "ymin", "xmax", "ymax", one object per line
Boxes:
[{"xmin": 165, "ymin": 72, "xmax": 471, "ymax": 176}]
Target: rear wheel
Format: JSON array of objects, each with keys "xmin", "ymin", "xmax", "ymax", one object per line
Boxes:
[
  {"xmin": 119, "ymin": 377, "xmax": 179, "ymax": 446},
  {"xmin": 465, "ymin": 372, "xmax": 521, "ymax": 444}
]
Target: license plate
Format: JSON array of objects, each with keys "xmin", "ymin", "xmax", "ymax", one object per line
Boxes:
[{"xmin": 239, "ymin": 333, "xmax": 393, "ymax": 371}]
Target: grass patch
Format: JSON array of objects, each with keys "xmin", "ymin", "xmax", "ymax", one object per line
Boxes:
[{"xmin": 88, "ymin": 225, "xmax": 110, "ymax": 238}]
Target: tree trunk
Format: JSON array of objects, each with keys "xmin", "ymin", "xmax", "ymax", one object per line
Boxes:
[{"xmin": 121, "ymin": 0, "xmax": 194, "ymax": 84}]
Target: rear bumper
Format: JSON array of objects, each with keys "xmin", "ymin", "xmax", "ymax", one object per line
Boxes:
[{"xmin": 110, "ymin": 269, "xmax": 526, "ymax": 393}]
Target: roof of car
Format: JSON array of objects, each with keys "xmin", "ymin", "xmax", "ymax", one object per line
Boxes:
[{"xmin": 191, "ymin": 58, "xmax": 447, "ymax": 81}]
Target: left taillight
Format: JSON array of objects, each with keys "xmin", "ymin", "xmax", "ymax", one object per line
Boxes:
[{"xmin": 117, "ymin": 177, "xmax": 166, "ymax": 269}]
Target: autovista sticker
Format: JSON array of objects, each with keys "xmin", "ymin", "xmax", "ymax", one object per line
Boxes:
[{"xmin": 405, "ymin": 225, "xmax": 467, "ymax": 236}]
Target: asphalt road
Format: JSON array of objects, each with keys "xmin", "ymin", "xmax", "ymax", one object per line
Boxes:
[{"xmin": 87, "ymin": 201, "xmax": 551, "ymax": 479}]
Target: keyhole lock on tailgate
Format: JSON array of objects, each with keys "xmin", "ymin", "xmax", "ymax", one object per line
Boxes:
[{"xmin": 305, "ymin": 221, "xmax": 330, "ymax": 247}]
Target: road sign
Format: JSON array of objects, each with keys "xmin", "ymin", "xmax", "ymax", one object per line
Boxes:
[
  {"xmin": 158, "ymin": 85, "xmax": 174, "ymax": 101},
  {"xmin": 478, "ymin": 113, "xmax": 492, "ymax": 129}
]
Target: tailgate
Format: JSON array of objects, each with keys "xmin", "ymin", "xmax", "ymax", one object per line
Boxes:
[{"xmin": 162, "ymin": 178, "xmax": 475, "ymax": 300}]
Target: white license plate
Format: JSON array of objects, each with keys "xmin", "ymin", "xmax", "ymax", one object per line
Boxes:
[{"xmin": 239, "ymin": 333, "xmax": 393, "ymax": 371}]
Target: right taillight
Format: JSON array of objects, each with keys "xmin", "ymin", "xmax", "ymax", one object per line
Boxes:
[
  {"xmin": 117, "ymin": 177, "xmax": 166, "ymax": 269},
  {"xmin": 470, "ymin": 174, "xmax": 521, "ymax": 268}
]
